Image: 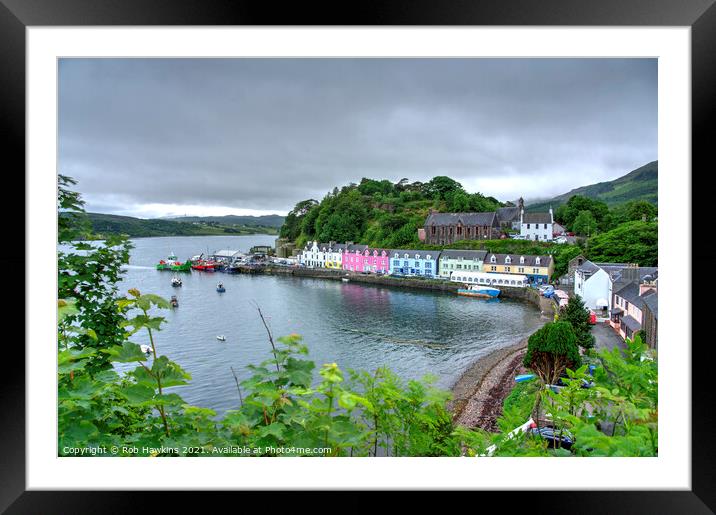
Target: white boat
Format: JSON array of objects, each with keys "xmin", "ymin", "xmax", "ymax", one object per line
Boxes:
[
  {"xmin": 140, "ymin": 344, "xmax": 152, "ymax": 354},
  {"xmin": 171, "ymin": 275, "xmax": 182, "ymax": 287},
  {"xmin": 216, "ymin": 335, "xmax": 226, "ymax": 341},
  {"xmin": 457, "ymin": 284, "xmax": 501, "ymax": 298},
  {"xmin": 341, "ymin": 277, "xmax": 350, "ymax": 282}
]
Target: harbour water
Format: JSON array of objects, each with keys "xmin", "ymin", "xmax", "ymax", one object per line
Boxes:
[{"xmin": 113, "ymin": 235, "xmax": 543, "ymax": 415}]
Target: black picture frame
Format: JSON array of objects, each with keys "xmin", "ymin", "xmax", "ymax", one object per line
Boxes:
[{"xmin": 2, "ymin": 0, "xmax": 709, "ymax": 511}]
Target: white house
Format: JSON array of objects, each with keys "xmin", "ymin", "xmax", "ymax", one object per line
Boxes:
[
  {"xmin": 520, "ymin": 207, "xmax": 554, "ymax": 241},
  {"xmin": 299, "ymin": 241, "xmax": 328, "ymax": 268},
  {"xmin": 574, "ymin": 261, "xmax": 612, "ymax": 311},
  {"xmin": 574, "ymin": 261, "xmax": 658, "ymax": 313}
]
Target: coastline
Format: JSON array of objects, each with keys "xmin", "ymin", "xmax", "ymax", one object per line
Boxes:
[{"xmin": 449, "ymin": 298, "xmax": 552, "ymax": 430}]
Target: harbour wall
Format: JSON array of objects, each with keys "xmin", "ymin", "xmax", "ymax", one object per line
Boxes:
[{"xmin": 233, "ymin": 265, "xmax": 553, "ymax": 316}]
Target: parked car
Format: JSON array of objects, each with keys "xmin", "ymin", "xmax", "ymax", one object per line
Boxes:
[
  {"xmin": 538, "ymin": 285, "xmax": 555, "ymax": 296},
  {"xmin": 530, "ymin": 426, "xmax": 574, "ymax": 450}
]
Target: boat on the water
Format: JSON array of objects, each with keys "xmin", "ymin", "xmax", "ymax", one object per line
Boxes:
[
  {"xmin": 171, "ymin": 275, "xmax": 182, "ymax": 287},
  {"xmin": 157, "ymin": 253, "xmax": 191, "ymax": 271},
  {"xmin": 216, "ymin": 283, "xmax": 226, "ymax": 293},
  {"xmin": 191, "ymin": 259, "xmax": 219, "ymax": 271},
  {"xmin": 457, "ymin": 284, "xmax": 501, "ymax": 298},
  {"xmin": 216, "ymin": 335, "xmax": 226, "ymax": 341},
  {"xmin": 140, "ymin": 344, "xmax": 152, "ymax": 354},
  {"xmin": 170, "ymin": 295, "xmax": 179, "ymax": 308}
]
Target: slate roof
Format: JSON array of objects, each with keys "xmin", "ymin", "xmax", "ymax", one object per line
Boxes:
[
  {"xmin": 438, "ymin": 249, "xmax": 488, "ymax": 260},
  {"xmin": 496, "ymin": 206, "xmax": 520, "ymax": 223},
  {"xmin": 621, "ymin": 315, "xmax": 642, "ymax": 332},
  {"xmin": 522, "ymin": 213, "xmax": 552, "ymax": 224},
  {"xmin": 424, "ymin": 212, "xmax": 498, "ymax": 227},
  {"xmin": 576, "ymin": 260, "xmax": 601, "ymax": 274},
  {"xmin": 484, "ymin": 253, "xmax": 553, "ymax": 267},
  {"xmin": 389, "ymin": 249, "xmax": 441, "ymax": 260},
  {"xmin": 614, "ymin": 282, "xmax": 657, "ymax": 310},
  {"xmin": 345, "ymin": 244, "xmax": 369, "ymax": 253},
  {"xmin": 642, "ymin": 293, "xmax": 658, "ymax": 320}
]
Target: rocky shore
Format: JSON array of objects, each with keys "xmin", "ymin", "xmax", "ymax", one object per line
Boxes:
[{"xmin": 450, "ymin": 296, "xmax": 552, "ymax": 431}]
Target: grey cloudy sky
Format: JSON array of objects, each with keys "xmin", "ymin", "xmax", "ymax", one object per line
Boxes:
[{"xmin": 59, "ymin": 58, "xmax": 657, "ymax": 218}]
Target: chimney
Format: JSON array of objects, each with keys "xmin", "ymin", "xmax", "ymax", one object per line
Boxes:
[{"xmin": 620, "ymin": 263, "xmax": 640, "ymax": 283}]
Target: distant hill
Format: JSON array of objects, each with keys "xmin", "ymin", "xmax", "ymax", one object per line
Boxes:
[
  {"xmin": 525, "ymin": 161, "xmax": 657, "ymax": 212},
  {"xmin": 83, "ymin": 212, "xmax": 279, "ymax": 238},
  {"xmin": 169, "ymin": 214, "xmax": 285, "ymax": 228}
]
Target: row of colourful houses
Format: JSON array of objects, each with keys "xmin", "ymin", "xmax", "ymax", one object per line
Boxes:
[{"xmin": 297, "ymin": 241, "xmax": 554, "ymax": 284}]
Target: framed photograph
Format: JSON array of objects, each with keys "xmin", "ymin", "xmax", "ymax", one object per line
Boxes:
[{"xmin": 3, "ymin": 0, "xmax": 710, "ymax": 511}]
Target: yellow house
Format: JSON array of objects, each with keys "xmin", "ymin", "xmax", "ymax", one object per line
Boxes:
[{"xmin": 483, "ymin": 253, "xmax": 553, "ymax": 285}]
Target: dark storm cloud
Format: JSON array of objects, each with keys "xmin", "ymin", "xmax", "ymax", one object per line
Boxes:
[{"xmin": 59, "ymin": 58, "xmax": 657, "ymax": 216}]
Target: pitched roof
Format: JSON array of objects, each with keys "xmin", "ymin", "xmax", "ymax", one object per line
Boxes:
[
  {"xmin": 438, "ymin": 249, "xmax": 488, "ymax": 260},
  {"xmin": 496, "ymin": 206, "xmax": 520, "ymax": 223},
  {"xmin": 522, "ymin": 212, "xmax": 552, "ymax": 224},
  {"xmin": 484, "ymin": 253, "xmax": 553, "ymax": 267},
  {"xmin": 576, "ymin": 260, "xmax": 601, "ymax": 274},
  {"xmin": 642, "ymin": 293, "xmax": 658, "ymax": 320},
  {"xmin": 345, "ymin": 244, "xmax": 368, "ymax": 252},
  {"xmin": 389, "ymin": 249, "xmax": 441, "ymax": 260},
  {"xmin": 614, "ymin": 282, "xmax": 656, "ymax": 310},
  {"xmin": 425, "ymin": 212, "xmax": 497, "ymax": 227},
  {"xmin": 621, "ymin": 315, "xmax": 642, "ymax": 332}
]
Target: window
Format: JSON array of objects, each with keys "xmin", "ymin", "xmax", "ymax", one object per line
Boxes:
[
  {"xmin": 533, "ymin": 268, "xmax": 539, "ymax": 274},
  {"xmin": 520, "ymin": 256, "xmax": 525, "ymax": 264},
  {"xmin": 456, "ymin": 264, "xmax": 462, "ymax": 270},
  {"xmin": 490, "ymin": 255, "xmax": 496, "ymax": 263},
  {"xmin": 544, "ymin": 223, "xmax": 548, "ymax": 229},
  {"xmin": 491, "ymin": 266, "xmax": 497, "ymax": 271},
  {"xmin": 426, "ymin": 255, "xmax": 431, "ymax": 260},
  {"xmin": 425, "ymin": 262, "xmax": 432, "ymax": 268},
  {"xmin": 535, "ymin": 257, "xmax": 541, "ymax": 265},
  {"xmin": 505, "ymin": 266, "xmax": 511, "ymax": 272},
  {"xmin": 527, "ymin": 223, "xmax": 530, "ymax": 229},
  {"xmin": 518, "ymin": 267, "xmax": 524, "ymax": 273}
]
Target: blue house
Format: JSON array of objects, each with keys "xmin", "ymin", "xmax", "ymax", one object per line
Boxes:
[{"xmin": 388, "ymin": 249, "xmax": 441, "ymax": 278}]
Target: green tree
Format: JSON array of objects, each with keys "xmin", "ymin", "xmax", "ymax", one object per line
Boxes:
[
  {"xmin": 572, "ymin": 210, "xmax": 598, "ymax": 236},
  {"xmin": 58, "ymin": 176, "xmax": 133, "ymax": 372},
  {"xmin": 587, "ymin": 220, "xmax": 657, "ymax": 266},
  {"xmin": 611, "ymin": 200, "xmax": 657, "ymax": 225},
  {"xmin": 523, "ymin": 322, "xmax": 581, "ymax": 386},
  {"xmin": 555, "ymin": 195, "xmax": 610, "ymax": 232},
  {"xmin": 561, "ymin": 295, "xmax": 595, "ymax": 350},
  {"xmin": 423, "ymin": 176, "xmax": 465, "ymax": 200}
]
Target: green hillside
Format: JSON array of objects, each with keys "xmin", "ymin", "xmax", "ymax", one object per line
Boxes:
[
  {"xmin": 83, "ymin": 212, "xmax": 278, "ymax": 238},
  {"xmin": 526, "ymin": 161, "xmax": 657, "ymax": 212},
  {"xmin": 169, "ymin": 214, "xmax": 285, "ymax": 228},
  {"xmin": 280, "ymin": 176, "xmax": 503, "ymax": 249}
]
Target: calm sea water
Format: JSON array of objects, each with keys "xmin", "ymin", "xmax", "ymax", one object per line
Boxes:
[{"xmin": 100, "ymin": 235, "xmax": 542, "ymax": 415}]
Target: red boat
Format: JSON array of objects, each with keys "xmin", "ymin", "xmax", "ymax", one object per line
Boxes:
[{"xmin": 191, "ymin": 259, "xmax": 219, "ymax": 271}]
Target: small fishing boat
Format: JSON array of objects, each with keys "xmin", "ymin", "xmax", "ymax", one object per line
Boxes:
[
  {"xmin": 216, "ymin": 335, "xmax": 226, "ymax": 341},
  {"xmin": 457, "ymin": 284, "xmax": 501, "ymax": 298},
  {"xmin": 171, "ymin": 276, "xmax": 182, "ymax": 287},
  {"xmin": 157, "ymin": 252, "xmax": 191, "ymax": 271},
  {"xmin": 341, "ymin": 277, "xmax": 350, "ymax": 283},
  {"xmin": 216, "ymin": 283, "xmax": 226, "ymax": 293},
  {"xmin": 140, "ymin": 344, "xmax": 152, "ymax": 354},
  {"xmin": 515, "ymin": 374, "xmax": 536, "ymax": 383},
  {"xmin": 170, "ymin": 295, "xmax": 179, "ymax": 308}
]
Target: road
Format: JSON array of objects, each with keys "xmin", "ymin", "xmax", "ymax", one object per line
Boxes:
[{"xmin": 592, "ymin": 322, "xmax": 626, "ymax": 352}]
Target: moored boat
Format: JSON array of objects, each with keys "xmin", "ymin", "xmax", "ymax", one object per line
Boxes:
[
  {"xmin": 170, "ymin": 295, "xmax": 179, "ymax": 308},
  {"xmin": 457, "ymin": 284, "xmax": 501, "ymax": 298},
  {"xmin": 171, "ymin": 275, "xmax": 182, "ymax": 287},
  {"xmin": 216, "ymin": 282, "xmax": 226, "ymax": 293}
]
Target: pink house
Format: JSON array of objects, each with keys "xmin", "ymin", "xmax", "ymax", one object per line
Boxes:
[
  {"xmin": 361, "ymin": 248, "xmax": 390, "ymax": 274},
  {"xmin": 341, "ymin": 245, "xmax": 389, "ymax": 273},
  {"xmin": 341, "ymin": 244, "xmax": 368, "ymax": 272}
]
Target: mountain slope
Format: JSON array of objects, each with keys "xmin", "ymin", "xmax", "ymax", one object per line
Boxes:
[{"xmin": 526, "ymin": 161, "xmax": 657, "ymax": 212}]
